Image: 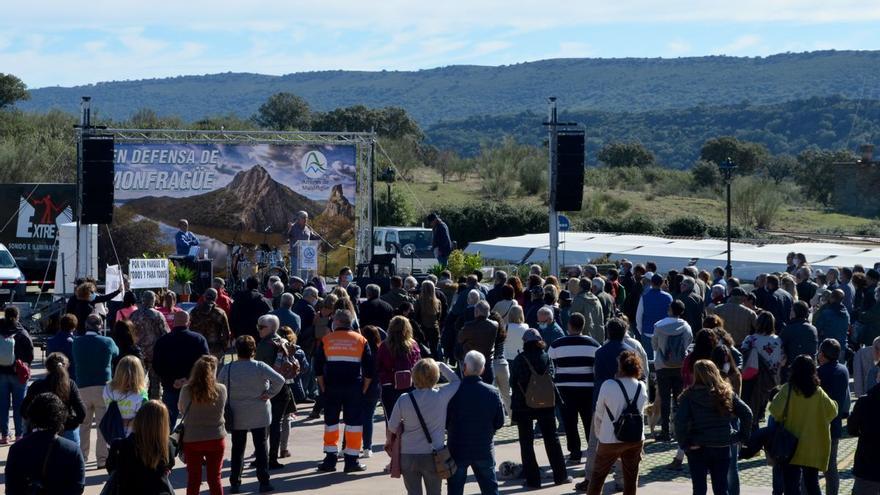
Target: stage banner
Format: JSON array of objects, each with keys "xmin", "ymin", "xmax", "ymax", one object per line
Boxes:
[
  {"xmin": 113, "ymin": 143, "xmax": 357, "ymax": 276},
  {"xmin": 0, "ymin": 184, "xmax": 75, "ymax": 281},
  {"xmin": 128, "ymin": 258, "xmax": 169, "ymax": 289}
]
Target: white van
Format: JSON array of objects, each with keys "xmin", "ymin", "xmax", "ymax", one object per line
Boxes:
[
  {"xmin": 372, "ymin": 227, "xmax": 437, "ymax": 276},
  {"xmin": 0, "ymin": 243, "xmax": 26, "ymax": 301}
]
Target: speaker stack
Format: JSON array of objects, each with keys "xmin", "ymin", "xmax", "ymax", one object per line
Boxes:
[
  {"xmin": 81, "ymin": 135, "xmax": 115, "ymax": 224},
  {"xmin": 554, "ymin": 131, "xmax": 585, "ymax": 212}
]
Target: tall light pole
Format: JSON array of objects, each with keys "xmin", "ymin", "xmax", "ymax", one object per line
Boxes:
[
  {"xmin": 718, "ymin": 158, "xmax": 737, "ymax": 279},
  {"xmin": 547, "ymin": 98, "xmax": 559, "ymax": 276}
]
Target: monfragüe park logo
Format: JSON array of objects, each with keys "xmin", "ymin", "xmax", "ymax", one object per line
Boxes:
[{"xmin": 301, "ymin": 150, "xmax": 328, "ymax": 179}]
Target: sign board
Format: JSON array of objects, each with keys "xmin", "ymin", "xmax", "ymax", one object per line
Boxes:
[
  {"xmin": 128, "ymin": 258, "xmax": 169, "ymax": 289},
  {"xmin": 0, "ymin": 184, "xmax": 75, "ymax": 280},
  {"xmin": 297, "ymin": 240, "xmax": 320, "ymax": 271},
  {"xmin": 558, "ymin": 214, "xmax": 571, "ymax": 232}
]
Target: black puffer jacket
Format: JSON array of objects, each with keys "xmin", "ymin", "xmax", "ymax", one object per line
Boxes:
[{"xmin": 674, "ymin": 385, "xmax": 753, "ymax": 449}]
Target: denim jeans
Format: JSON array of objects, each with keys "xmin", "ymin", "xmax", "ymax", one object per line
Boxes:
[
  {"xmin": 686, "ymin": 446, "xmax": 731, "ymax": 495},
  {"xmin": 62, "ymin": 427, "xmax": 81, "ymax": 445},
  {"xmin": 447, "ymin": 458, "xmax": 499, "ymax": 495},
  {"xmin": 640, "ymin": 333, "xmax": 654, "ymax": 360},
  {"xmin": 782, "ymin": 464, "xmax": 820, "ymax": 495},
  {"xmin": 825, "ymin": 437, "xmax": 839, "ymax": 495},
  {"xmin": 728, "ymin": 442, "xmax": 740, "ymax": 495},
  {"xmin": 361, "ymin": 385, "xmax": 380, "ymax": 451},
  {"xmin": 0, "ymin": 373, "xmax": 25, "ymax": 437}
]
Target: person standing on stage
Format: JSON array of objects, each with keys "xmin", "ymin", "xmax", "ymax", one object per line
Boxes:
[
  {"xmin": 426, "ymin": 213, "xmax": 452, "ymax": 267},
  {"xmin": 175, "ymin": 219, "xmax": 200, "ymax": 257},
  {"xmin": 287, "ymin": 211, "xmax": 313, "ymax": 278}
]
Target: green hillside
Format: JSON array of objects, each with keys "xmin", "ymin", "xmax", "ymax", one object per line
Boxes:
[{"xmin": 18, "ymin": 51, "xmax": 880, "ymax": 125}]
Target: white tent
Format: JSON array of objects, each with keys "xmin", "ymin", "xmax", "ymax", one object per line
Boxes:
[{"xmin": 465, "ymin": 232, "xmax": 880, "ymax": 280}]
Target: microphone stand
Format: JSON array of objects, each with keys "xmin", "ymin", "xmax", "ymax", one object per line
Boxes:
[{"xmin": 309, "ymin": 227, "xmax": 334, "ymax": 277}]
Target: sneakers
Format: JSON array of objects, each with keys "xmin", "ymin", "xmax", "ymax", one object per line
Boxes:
[
  {"xmin": 361, "ymin": 449, "xmax": 372, "ymax": 459},
  {"xmin": 344, "ymin": 462, "xmax": 367, "ymax": 473}
]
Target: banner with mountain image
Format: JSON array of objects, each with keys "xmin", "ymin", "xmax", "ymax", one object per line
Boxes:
[{"xmin": 113, "ymin": 142, "xmax": 357, "ymax": 275}]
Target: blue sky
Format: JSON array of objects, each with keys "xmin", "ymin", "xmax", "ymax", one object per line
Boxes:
[{"xmin": 4, "ymin": 0, "xmax": 880, "ymax": 88}]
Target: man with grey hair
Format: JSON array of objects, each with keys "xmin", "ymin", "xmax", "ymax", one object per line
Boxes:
[
  {"xmin": 583, "ymin": 264, "xmax": 598, "ymax": 279},
  {"xmin": 682, "ymin": 266, "xmax": 707, "ymax": 301},
  {"xmin": 447, "ymin": 350, "xmax": 505, "ymax": 495},
  {"xmin": 487, "ymin": 270, "xmax": 509, "ymax": 308},
  {"xmin": 270, "ymin": 280, "xmax": 286, "ymax": 309},
  {"xmin": 271, "ymin": 292, "xmax": 301, "ymax": 333},
  {"xmin": 592, "ymin": 277, "xmax": 615, "ymax": 324},
  {"xmin": 529, "ymin": 264, "xmax": 543, "ymax": 277},
  {"xmin": 190, "ymin": 287, "xmax": 232, "ymax": 363},
  {"xmin": 537, "ymin": 305, "xmax": 566, "ymax": 343},
  {"xmin": 287, "ymin": 210, "xmax": 312, "ymax": 277},
  {"xmin": 130, "ymin": 289, "xmax": 170, "ymax": 399},
  {"xmin": 458, "ymin": 300, "xmax": 499, "ymax": 384},
  {"xmin": 359, "ymin": 283, "xmax": 394, "ymax": 330},
  {"xmin": 255, "ymin": 313, "xmax": 294, "ymax": 468},
  {"xmin": 676, "ymin": 276, "xmax": 705, "ymax": 333}
]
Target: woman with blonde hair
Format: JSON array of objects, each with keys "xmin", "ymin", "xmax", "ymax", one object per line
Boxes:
[
  {"xmin": 106, "ymin": 400, "xmax": 175, "ymax": 494},
  {"xmin": 378, "ymin": 317, "xmax": 422, "ymax": 422},
  {"xmin": 674, "ymin": 360, "xmax": 752, "ymax": 495},
  {"xmin": 103, "ymin": 355, "xmax": 149, "ymax": 435},
  {"xmin": 414, "ymin": 280, "xmax": 442, "ymax": 359},
  {"xmin": 179, "ymin": 355, "xmax": 227, "ymax": 495}
]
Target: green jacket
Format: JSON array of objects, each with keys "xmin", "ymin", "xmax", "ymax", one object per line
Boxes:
[{"xmin": 768, "ymin": 383, "xmax": 838, "ymax": 470}]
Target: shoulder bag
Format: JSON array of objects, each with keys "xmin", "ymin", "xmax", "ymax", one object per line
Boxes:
[
  {"xmin": 766, "ymin": 385, "xmax": 798, "ymax": 464},
  {"xmin": 170, "ymin": 400, "xmax": 192, "ymax": 462},
  {"xmin": 409, "ymin": 393, "xmax": 457, "ymax": 479}
]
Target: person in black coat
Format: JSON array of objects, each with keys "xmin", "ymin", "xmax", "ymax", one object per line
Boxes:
[
  {"xmin": 5, "ymin": 393, "xmax": 85, "ymax": 495},
  {"xmin": 230, "ymin": 276, "xmax": 273, "ymax": 340},
  {"xmin": 848, "ymin": 377, "xmax": 880, "ymax": 493},
  {"xmin": 22, "ymin": 353, "xmax": 86, "ymax": 443},
  {"xmin": 359, "ymin": 284, "xmax": 394, "ymax": 331},
  {"xmin": 151, "ymin": 311, "xmax": 209, "ymax": 425},
  {"xmin": 510, "ymin": 329, "xmax": 569, "ymax": 488},
  {"xmin": 67, "ymin": 280, "xmax": 122, "ymax": 334}
]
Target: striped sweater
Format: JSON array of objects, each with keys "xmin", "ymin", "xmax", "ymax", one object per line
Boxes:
[{"xmin": 547, "ymin": 334, "xmax": 600, "ymax": 388}]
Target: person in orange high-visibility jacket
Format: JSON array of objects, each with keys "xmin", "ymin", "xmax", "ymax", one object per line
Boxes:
[{"xmin": 314, "ymin": 308, "xmax": 374, "ymax": 473}]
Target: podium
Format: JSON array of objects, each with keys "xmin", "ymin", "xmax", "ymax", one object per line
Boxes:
[{"xmin": 292, "ymin": 240, "xmax": 320, "ymax": 281}]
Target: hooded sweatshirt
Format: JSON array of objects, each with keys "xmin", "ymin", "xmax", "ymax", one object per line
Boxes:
[{"xmin": 651, "ymin": 317, "xmax": 693, "ymax": 370}]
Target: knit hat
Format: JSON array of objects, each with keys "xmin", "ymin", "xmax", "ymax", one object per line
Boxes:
[{"xmin": 522, "ymin": 328, "xmax": 543, "ymax": 343}]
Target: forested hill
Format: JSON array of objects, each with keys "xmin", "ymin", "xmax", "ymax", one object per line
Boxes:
[
  {"xmin": 425, "ymin": 96, "xmax": 880, "ymax": 166},
  {"xmin": 18, "ymin": 50, "xmax": 880, "ymax": 125}
]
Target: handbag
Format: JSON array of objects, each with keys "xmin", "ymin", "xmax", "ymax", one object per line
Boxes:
[
  {"xmin": 766, "ymin": 386, "xmax": 799, "ymax": 464},
  {"xmin": 14, "ymin": 359, "xmax": 30, "ymax": 385},
  {"xmin": 741, "ymin": 345, "xmax": 760, "ymax": 381},
  {"xmin": 223, "ymin": 365, "xmax": 235, "ymax": 433},
  {"xmin": 409, "ymin": 394, "xmax": 457, "ymax": 479},
  {"xmin": 169, "ymin": 401, "xmax": 191, "ymax": 462}
]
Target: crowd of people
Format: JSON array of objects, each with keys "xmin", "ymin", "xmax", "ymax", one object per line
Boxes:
[{"xmin": 1, "ymin": 249, "xmax": 880, "ymax": 495}]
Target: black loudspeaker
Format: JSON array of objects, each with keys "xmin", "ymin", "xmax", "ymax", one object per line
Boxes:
[
  {"xmin": 194, "ymin": 259, "xmax": 214, "ymax": 296},
  {"xmin": 554, "ymin": 131, "xmax": 585, "ymax": 211},
  {"xmin": 81, "ymin": 136, "xmax": 115, "ymax": 224}
]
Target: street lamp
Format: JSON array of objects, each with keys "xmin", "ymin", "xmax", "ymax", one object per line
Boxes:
[{"xmin": 718, "ymin": 158, "xmax": 737, "ymax": 279}]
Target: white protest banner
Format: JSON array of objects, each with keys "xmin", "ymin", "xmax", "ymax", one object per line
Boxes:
[
  {"xmin": 105, "ymin": 264, "xmax": 124, "ymax": 301},
  {"xmin": 298, "ymin": 240, "xmax": 320, "ymax": 271},
  {"xmin": 128, "ymin": 258, "xmax": 169, "ymax": 289}
]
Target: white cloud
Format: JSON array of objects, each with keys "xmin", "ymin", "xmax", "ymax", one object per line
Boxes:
[
  {"xmin": 666, "ymin": 38, "xmax": 692, "ymax": 55},
  {"xmin": 553, "ymin": 42, "xmax": 595, "ymax": 59},
  {"xmin": 718, "ymin": 34, "xmax": 763, "ymax": 54}
]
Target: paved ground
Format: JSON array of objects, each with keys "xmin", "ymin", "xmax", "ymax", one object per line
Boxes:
[{"xmin": 0, "ymin": 361, "xmax": 856, "ymax": 494}]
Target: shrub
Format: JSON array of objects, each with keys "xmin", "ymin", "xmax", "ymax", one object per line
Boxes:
[
  {"xmin": 376, "ymin": 187, "xmax": 413, "ymax": 226},
  {"xmin": 580, "ymin": 213, "xmax": 661, "ymax": 234},
  {"xmin": 518, "ymin": 155, "xmax": 548, "ymax": 196},
  {"xmin": 731, "ymin": 177, "xmax": 784, "ymax": 230},
  {"xmin": 445, "ymin": 250, "xmax": 483, "ymax": 279},
  {"xmin": 434, "ymin": 202, "xmax": 546, "ymax": 249},
  {"xmin": 664, "ymin": 216, "xmax": 710, "ymax": 237},
  {"xmin": 691, "ymin": 160, "xmax": 721, "ymax": 189}
]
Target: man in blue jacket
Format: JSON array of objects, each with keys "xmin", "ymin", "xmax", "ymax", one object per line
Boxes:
[
  {"xmin": 446, "ymin": 350, "xmax": 505, "ymax": 495},
  {"xmin": 815, "ymin": 289, "xmax": 850, "ymax": 363},
  {"xmin": 817, "ymin": 338, "xmax": 850, "ymax": 495},
  {"xmin": 635, "ymin": 273, "xmax": 672, "ymax": 360},
  {"xmin": 427, "ymin": 213, "xmax": 453, "ymax": 267}
]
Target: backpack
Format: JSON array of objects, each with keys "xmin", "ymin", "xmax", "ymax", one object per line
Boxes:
[
  {"xmin": 273, "ymin": 340, "xmax": 300, "ymax": 380},
  {"xmin": 0, "ymin": 335, "xmax": 16, "ymax": 366},
  {"xmin": 99, "ymin": 399, "xmax": 127, "ymax": 445},
  {"xmin": 519, "ymin": 356, "xmax": 555, "ymax": 409},
  {"xmin": 605, "ymin": 379, "xmax": 644, "ymax": 443},
  {"xmin": 662, "ymin": 331, "xmax": 688, "ymax": 368}
]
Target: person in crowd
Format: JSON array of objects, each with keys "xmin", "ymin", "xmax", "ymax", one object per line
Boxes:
[
  {"xmin": 446, "ymin": 350, "xmax": 505, "ymax": 495},
  {"xmin": 523, "ymin": 285, "xmax": 544, "ymax": 329},
  {"xmin": 768, "ymin": 355, "xmax": 838, "ymax": 495},
  {"xmin": 817, "ymin": 339, "xmax": 850, "ymax": 495},
  {"xmin": 279, "ymin": 325, "xmax": 308, "ymax": 452},
  {"xmin": 152, "ymin": 311, "xmax": 209, "ymax": 425},
  {"xmin": 682, "ymin": 329, "xmax": 718, "ymax": 388},
  {"xmin": 636, "ymin": 273, "xmax": 673, "ymax": 360},
  {"xmin": 382, "ymin": 276, "xmax": 413, "ymax": 310},
  {"xmin": 710, "ymin": 343, "xmax": 744, "ymax": 494},
  {"xmin": 71, "ymin": 313, "xmax": 118, "ymax": 467},
  {"xmin": 47, "ymin": 313, "xmax": 78, "ymax": 379},
  {"xmin": 377, "ymin": 317, "xmax": 421, "ymax": 426},
  {"xmin": 796, "ymin": 267, "xmax": 818, "ymax": 304},
  {"xmin": 157, "ymin": 291, "xmax": 183, "ymax": 329},
  {"xmin": 334, "ymin": 294, "xmax": 361, "ymax": 329},
  {"xmin": 336, "ymin": 266, "xmax": 358, "ymax": 301},
  {"xmin": 765, "ymin": 275, "xmax": 793, "ymax": 331},
  {"xmin": 652, "ymin": 300, "xmax": 694, "ymax": 442},
  {"xmin": 190, "ymin": 288, "xmax": 233, "ymax": 365},
  {"xmin": 114, "ymin": 290, "xmax": 139, "ymax": 325},
  {"xmin": 571, "ymin": 278, "xmax": 604, "ymax": 341},
  {"xmin": 220, "ymin": 335, "xmax": 285, "ymax": 493},
  {"xmin": 230, "ymin": 276, "xmax": 273, "ymax": 341},
  {"xmin": 415, "ymin": 280, "xmax": 443, "ymax": 359},
  {"xmin": 814, "ymin": 289, "xmax": 850, "ymax": 363},
  {"xmin": 548, "ymin": 312, "xmax": 600, "ymax": 463},
  {"xmin": 457, "ymin": 300, "xmax": 499, "ymax": 383},
  {"xmin": 621, "ymin": 264, "xmax": 645, "ymax": 325},
  {"xmin": 675, "ymin": 360, "xmax": 752, "ymax": 495},
  {"xmin": 740, "ymin": 311, "xmax": 782, "ymax": 427},
  {"xmin": 779, "ymin": 301, "xmax": 818, "ymax": 380},
  {"xmin": 677, "ymin": 276, "xmax": 706, "ymax": 332},
  {"xmin": 179, "ymin": 355, "xmax": 227, "ymax": 495},
  {"xmin": 427, "ymin": 212, "xmax": 453, "ymax": 267},
  {"xmin": 197, "ymin": 277, "xmax": 234, "ymax": 316},
  {"xmin": 111, "ymin": 319, "xmax": 144, "ymax": 374},
  {"xmin": 711, "ymin": 267, "xmax": 727, "ymax": 288},
  {"xmin": 254, "ymin": 314, "xmax": 294, "ymax": 469},
  {"xmin": 579, "ymin": 350, "xmax": 647, "ymax": 495},
  {"xmin": 5, "ymin": 392, "xmax": 85, "ymax": 494},
  {"xmin": 456, "ymin": 288, "xmax": 483, "ymax": 334},
  {"xmin": 387, "ymin": 358, "xmax": 460, "ymax": 495},
  {"xmin": 103, "ymin": 355, "xmax": 148, "ymax": 436},
  {"xmin": 497, "ymin": 305, "xmax": 528, "ymax": 415},
  {"xmin": 486, "ymin": 270, "xmax": 508, "ymax": 308},
  {"xmin": 511, "ymin": 329, "xmax": 570, "ymax": 488},
  {"xmin": 130, "ymin": 290, "xmax": 170, "ymax": 399},
  {"xmin": 858, "ymin": 286, "xmax": 880, "ymax": 348},
  {"xmin": 359, "ymin": 324, "xmax": 384, "ymax": 459},
  {"xmin": 295, "ymin": 285, "xmax": 320, "ymax": 335},
  {"xmin": 314, "ymin": 309, "xmax": 373, "ymax": 473},
  {"xmin": 269, "ymin": 280, "xmax": 285, "ymax": 310},
  {"xmin": 360, "ymin": 284, "xmax": 395, "ymax": 330},
  {"xmin": 863, "ymin": 269, "xmax": 880, "ymax": 312},
  {"xmin": 592, "ymin": 278, "xmax": 615, "ymax": 324},
  {"xmin": 780, "ymin": 275, "xmax": 799, "ymax": 305},
  {"xmin": 491, "ymin": 284, "xmax": 518, "ymax": 327},
  {"xmin": 22, "ymin": 352, "xmax": 85, "ymax": 443},
  {"xmin": 848, "ymin": 360, "xmax": 880, "ymax": 495},
  {"xmin": 559, "ymin": 290, "xmax": 574, "ymax": 330},
  {"xmin": 0, "ymin": 306, "xmax": 34, "ymax": 445},
  {"xmin": 270, "ymin": 292, "xmax": 301, "ymax": 335},
  {"xmin": 175, "ymin": 218, "xmax": 200, "ymax": 256},
  {"xmin": 853, "ymin": 336, "xmax": 880, "ymax": 396},
  {"xmin": 69, "ymin": 281, "xmax": 122, "ymax": 334},
  {"xmin": 508, "ymin": 275, "xmax": 527, "ymax": 307},
  {"xmin": 105, "ymin": 400, "xmax": 176, "ymax": 495},
  {"xmin": 536, "ymin": 305, "xmax": 565, "ymax": 344},
  {"xmin": 286, "ymin": 210, "xmax": 312, "ymax": 276}
]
